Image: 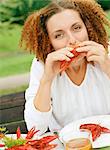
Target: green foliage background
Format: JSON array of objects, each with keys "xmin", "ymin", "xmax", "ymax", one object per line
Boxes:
[
  {"xmin": 0, "ymin": 0, "xmax": 50, "ymax": 24},
  {"xmin": 0, "ymin": 0, "xmax": 51, "ymax": 78},
  {"xmin": 97, "ymin": 0, "xmax": 110, "ymax": 10}
]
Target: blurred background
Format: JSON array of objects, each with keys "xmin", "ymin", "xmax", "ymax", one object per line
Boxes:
[
  {"xmin": 0, "ymin": 0, "xmax": 110, "ymax": 96},
  {"xmin": 0, "ymin": 0, "xmax": 51, "ymax": 96}
]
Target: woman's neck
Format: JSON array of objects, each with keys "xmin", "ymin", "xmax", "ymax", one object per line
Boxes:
[
  {"xmin": 65, "ymin": 59, "xmax": 87, "ymax": 86},
  {"xmin": 66, "ymin": 58, "xmax": 87, "ymax": 73}
]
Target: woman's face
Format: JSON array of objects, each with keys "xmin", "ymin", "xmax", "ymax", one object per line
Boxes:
[{"xmin": 46, "ymin": 9, "xmax": 89, "ymax": 50}]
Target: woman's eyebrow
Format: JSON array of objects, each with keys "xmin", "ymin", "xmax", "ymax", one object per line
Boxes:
[
  {"xmin": 71, "ymin": 22, "xmax": 81, "ymax": 27},
  {"xmin": 51, "ymin": 30, "xmax": 63, "ymax": 36},
  {"xmin": 54, "ymin": 30, "xmax": 63, "ymax": 33},
  {"xmin": 51, "ymin": 22, "xmax": 81, "ymax": 36}
]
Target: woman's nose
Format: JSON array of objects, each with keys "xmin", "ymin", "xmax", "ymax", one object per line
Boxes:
[{"xmin": 67, "ymin": 33, "xmax": 77, "ymax": 47}]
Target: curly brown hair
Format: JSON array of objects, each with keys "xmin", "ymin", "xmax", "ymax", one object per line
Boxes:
[{"xmin": 20, "ymin": 0, "xmax": 110, "ymax": 63}]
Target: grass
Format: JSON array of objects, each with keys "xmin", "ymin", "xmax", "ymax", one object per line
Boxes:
[
  {"xmin": 0, "ymin": 53, "xmax": 33, "ymax": 77},
  {"xmin": 0, "ymin": 23, "xmax": 34, "ymax": 77},
  {"xmin": 0, "ymin": 23, "xmax": 22, "ymax": 53},
  {"xmin": 106, "ymin": 10, "xmax": 110, "ymax": 20},
  {"xmin": 0, "ymin": 23, "xmax": 33, "ymax": 95},
  {"xmin": 105, "ymin": 10, "xmax": 110, "ymax": 38}
]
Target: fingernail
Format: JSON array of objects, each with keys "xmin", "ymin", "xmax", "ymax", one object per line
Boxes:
[
  {"xmin": 76, "ymin": 48, "xmax": 80, "ymax": 52},
  {"xmin": 107, "ymin": 42, "xmax": 110, "ymax": 46},
  {"xmin": 70, "ymin": 53, "xmax": 74, "ymax": 57},
  {"xmin": 67, "ymin": 58, "xmax": 71, "ymax": 61},
  {"xmin": 73, "ymin": 54, "xmax": 74, "ymax": 57},
  {"xmin": 67, "ymin": 47, "xmax": 73, "ymax": 51}
]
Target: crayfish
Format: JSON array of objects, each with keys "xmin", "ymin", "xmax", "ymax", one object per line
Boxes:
[
  {"xmin": 80, "ymin": 123, "xmax": 110, "ymax": 141},
  {"xmin": 1, "ymin": 127, "xmax": 58, "ymax": 150},
  {"xmin": 60, "ymin": 46, "xmax": 83, "ymax": 72}
]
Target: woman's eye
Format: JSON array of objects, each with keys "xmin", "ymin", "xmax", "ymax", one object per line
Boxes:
[
  {"xmin": 55, "ymin": 33, "xmax": 64, "ymax": 39},
  {"xmin": 73, "ymin": 26, "xmax": 81, "ymax": 31}
]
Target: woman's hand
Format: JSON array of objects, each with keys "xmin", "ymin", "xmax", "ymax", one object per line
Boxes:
[
  {"xmin": 76, "ymin": 41, "xmax": 108, "ymax": 68},
  {"xmin": 76, "ymin": 40, "xmax": 110, "ymax": 78},
  {"xmin": 43, "ymin": 47, "xmax": 74, "ymax": 81}
]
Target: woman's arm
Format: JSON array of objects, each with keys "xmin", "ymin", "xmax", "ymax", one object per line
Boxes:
[
  {"xmin": 33, "ymin": 47, "xmax": 74, "ymax": 112},
  {"xmin": 25, "ymin": 47, "xmax": 73, "ymax": 132},
  {"xmin": 24, "ymin": 59, "xmax": 52, "ymax": 134},
  {"xmin": 34, "ymin": 75, "xmax": 52, "ymax": 112}
]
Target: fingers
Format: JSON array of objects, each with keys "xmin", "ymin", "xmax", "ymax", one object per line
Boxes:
[
  {"xmin": 87, "ymin": 55, "xmax": 105, "ymax": 64},
  {"xmin": 47, "ymin": 47, "xmax": 75, "ymax": 63},
  {"xmin": 60, "ymin": 50, "xmax": 74, "ymax": 58},
  {"xmin": 49, "ymin": 53, "xmax": 71, "ymax": 62},
  {"xmin": 63, "ymin": 47, "xmax": 73, "ymax": 51},
  {"xmin": 76, "ymin": 44, "xmax": 106, "ymax": 58},
  {"xmin": 57, "ymin": 53, "xmax": 71, "ymax": 61},
  {"xmin": 76, "ymin": 41, "xmax": 105, "ymax": 54},
  {"xmin": 86, "ymin": 49, "xmax": 105, "ymax": 58},
  {"xmin": 55, "ymin": 47, "xmax": 75, "ymax": 60},
  {"xmin": 73, "ymin": 41, "xmax": 107, "ymax": 66},
  {"xmin": 77, "ymin": 40, "xmax": 101, "ymax": 47},
  {"xmin": 76, "ymin": 45, "xmax": 102, "ymax": 53},
  {"xmin": 86, "ymin": 49, "xmax": 106, "ymax": 64}
]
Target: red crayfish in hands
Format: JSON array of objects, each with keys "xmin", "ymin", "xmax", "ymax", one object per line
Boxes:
[
  {"xmin": 60, "ymin": 47, "xmax": 81, "ymax": 72},
  {"xmin": 80, "ymin": 123, "xmax": 110, "ymax": 141},
  {"xmin": 1, "ymin": 126, "xmax": 58, "ymax": 150}
]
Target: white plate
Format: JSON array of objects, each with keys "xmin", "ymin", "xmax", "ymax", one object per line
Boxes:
[
  {"xmin": 59, "ymin": 115, "xmax": 110, "ymax": 148},
  {"xmin": 4, "ymin": 133, "xmax": 26, "ymax": 138}
]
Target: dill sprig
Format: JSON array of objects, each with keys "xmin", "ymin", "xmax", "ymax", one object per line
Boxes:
[
  {"xmin": 3, "ymin": 136, "xmax": 27, "ymax": 148},
  {"xmin": 0, "ymin": 127, "xmax": 7, "ymax": 132}
]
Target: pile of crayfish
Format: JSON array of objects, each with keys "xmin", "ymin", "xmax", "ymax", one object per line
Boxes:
[
  {"xmin": 0, "ymin": 127, "xmax": 58, "ymax": 150},
  {"xmin": 80, "ymin": 123, "xmax": 110, "ymax": 141}
]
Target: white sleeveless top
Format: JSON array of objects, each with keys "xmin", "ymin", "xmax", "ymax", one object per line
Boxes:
[{"xmin": 24, "ymin": 58, "xmax": 110, "ymax": 135}]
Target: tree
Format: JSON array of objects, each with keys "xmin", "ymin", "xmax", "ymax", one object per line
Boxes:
[
  {"xmin": 97, "ymin": 0, "xmax": 110, "ymax": 10},
  {"xmin": 0, "ymin": 0, "xmax": 50, "ymax": 24}
]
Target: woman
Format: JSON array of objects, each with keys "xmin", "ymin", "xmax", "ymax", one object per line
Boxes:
[{"xmin": 20, "ymin": 0, "xmax": 110, "ymax": 135}]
